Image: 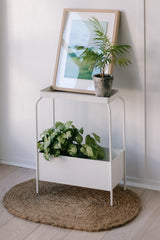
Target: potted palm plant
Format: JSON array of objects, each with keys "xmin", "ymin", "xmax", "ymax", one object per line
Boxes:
[{"xmin": 75, "ymin": 17, "xmax": 131, "ymax": 97}]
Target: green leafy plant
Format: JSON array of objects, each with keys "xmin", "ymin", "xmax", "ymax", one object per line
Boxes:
[
  {"xmin": 37, "ymin": 121, "xmax": 105, "ymax": 161},
  {"xmin": 75, "ymin": 17, "xmax": 131, "ymax": 78}
]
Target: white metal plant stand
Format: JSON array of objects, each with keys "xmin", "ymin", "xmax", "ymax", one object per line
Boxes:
[{"xmin": 35, "ymin": 86, "xmax": 126, "ymax": 206}]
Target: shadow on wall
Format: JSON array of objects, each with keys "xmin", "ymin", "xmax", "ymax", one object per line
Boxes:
[
  {"xmin": 0, "ymin": 1, "xmax": 10, "ymax": 159},
  {"xmin": 113, "ymin": 11, "xmax": 143, "ymax": 91},
  {"xmin": 0, "ymin": 1, "xmax": 30, "ymax": 162}
]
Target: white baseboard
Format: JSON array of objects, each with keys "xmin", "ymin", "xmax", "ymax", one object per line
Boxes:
[
  {"xmin": 125, "ymin": 176, "xmax": 160, "ymax": 191},
  {"xmin": 0, "ymin": 159, "xmax": 36, "ymax": 170},
  {"xmin": 1, "ymin": 159, "xmax": 160, "ymax": 191}
]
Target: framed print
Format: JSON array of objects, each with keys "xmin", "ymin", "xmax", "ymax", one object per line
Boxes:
[{"xmin": 52, "ymin": 9, "xmax": 120, "ymax": 94}]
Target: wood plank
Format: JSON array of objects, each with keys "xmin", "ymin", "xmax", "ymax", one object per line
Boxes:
[
  {"xmin": 127, "ymin": 185, "xmax": 145, "ymax": 197},
  {"xmin": 0, "ymin": 202, "xmax": 14, "ymax": 227},
  {"xmin": 0, "ymin": 166, "xmax": 35, "ymax": 202},
  {"xmin": 24, "ymin": 225, "xmax": 71, "ymax": 240},
  {"xmin": 131, "ymin": 206, "xmax": 160, "ymax": 240},
  {"xmin": 63, "ymin": 230, "xmax": 106, "ymax": 240},
  {"xmin": 141, "ymin": 189, "xmax": 160, "ymax": 209},
  {"xmin": 0, "ymin": 217, "xmax": 40, "ymax": 240},
  {"xmin": 0, "ymin": 164, "xmax": 18, "ymax": 180}
]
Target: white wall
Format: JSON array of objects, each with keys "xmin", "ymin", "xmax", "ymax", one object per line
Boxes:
[
  {"xmin": 0, "ymin": 0, "xmax": 159, "ymax": 190},
  {"xmin": 145, "ymin": 0, "xmax": 160, "ymax": 185}
]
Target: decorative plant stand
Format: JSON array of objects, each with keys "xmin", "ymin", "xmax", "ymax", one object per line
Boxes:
[{"xmin": 35, "ymin": 86, "xmax": 126, "ymax": 206}]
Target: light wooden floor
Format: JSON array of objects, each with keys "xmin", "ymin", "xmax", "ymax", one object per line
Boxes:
[{"xmin": 0, "ymin": 164, "xmax": 160, "ymax": 240}]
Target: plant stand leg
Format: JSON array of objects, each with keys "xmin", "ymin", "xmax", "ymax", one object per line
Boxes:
[
  {"xmin": 107, "ymin": 102, "xmax": 113, "ymax": 206},
  {"xmin": 53, "ymin": 99, "xmax": 55, "ymax": 126},
  {"xmin": 110, "ymin": 189, "xmax": 113, "ymax": 206},
  {"xmin": 119, "ymin": 96, "xmax": 126, "ymax": 191},
  {"xmin": 35, "ymin": 97, "xmax": 43, "ymax": 194}
]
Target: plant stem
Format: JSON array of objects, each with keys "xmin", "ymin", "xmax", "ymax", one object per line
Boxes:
[{"xmin": 102, "ymin": 68, "xmax": 105, "ymax": 78}]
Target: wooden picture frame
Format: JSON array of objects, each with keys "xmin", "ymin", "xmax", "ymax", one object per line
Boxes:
[{"xmin": 52, "ymin": 9, "xmax": 120, "ymax": 94}]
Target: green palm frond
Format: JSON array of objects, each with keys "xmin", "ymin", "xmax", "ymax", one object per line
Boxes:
[{"xmin": 74, "ymin": 17, "xmax": 131, "ymax": 77}]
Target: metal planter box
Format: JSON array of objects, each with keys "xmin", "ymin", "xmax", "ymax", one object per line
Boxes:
[{"xmin": 38, "ymin": 148, "xmax": 124, "ymax": 192}]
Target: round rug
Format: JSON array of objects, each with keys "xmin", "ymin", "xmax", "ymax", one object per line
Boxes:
[{"xmin": 3, "ymin": 179, "xmax": 141, "ymax": 231}]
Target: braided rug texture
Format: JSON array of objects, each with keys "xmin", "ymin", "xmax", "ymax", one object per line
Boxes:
[{"xmin": 3, "ymin": 179, "xmax": 141, "ymax": 232}]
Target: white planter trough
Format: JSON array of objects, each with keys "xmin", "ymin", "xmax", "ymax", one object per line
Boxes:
[{"xmin": 37, "ymin": 148, "xmax": 125, "ymax": 205}]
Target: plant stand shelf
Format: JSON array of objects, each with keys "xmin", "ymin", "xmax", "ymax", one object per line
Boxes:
[{"xmin": 35, "ymin": 86, "xmax": 126, "ymax": 206}]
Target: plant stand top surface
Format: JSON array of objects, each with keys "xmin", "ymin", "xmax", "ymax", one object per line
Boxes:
[{"xmin": 40, "ymin": 86, "xmax": 120, "ymax": 104}]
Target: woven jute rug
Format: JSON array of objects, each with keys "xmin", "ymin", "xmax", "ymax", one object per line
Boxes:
[{"xmin": 3, "ymin": 179, "xmax": 141, "ymax": 232}]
